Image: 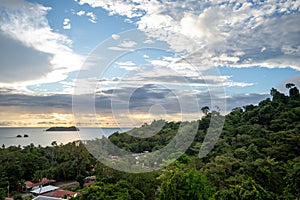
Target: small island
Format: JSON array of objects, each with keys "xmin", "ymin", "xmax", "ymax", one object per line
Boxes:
[{"xmin": 45, "ymin": 126, "xmax": 80, "ymax": 131}]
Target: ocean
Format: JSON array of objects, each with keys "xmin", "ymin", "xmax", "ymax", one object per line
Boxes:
[{"xmin": 0, "ymin": 127, "xmax": 130, "ymax": 147}]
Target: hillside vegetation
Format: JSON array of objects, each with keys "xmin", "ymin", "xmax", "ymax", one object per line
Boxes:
[{"xmin": 0, "ymin": 85, "xmax": 299, "ymax": 199}]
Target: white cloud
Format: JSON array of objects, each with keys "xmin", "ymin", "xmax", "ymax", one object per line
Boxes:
[
  {"xmin": 116, "ymin": 61, "xmax": 139, "ymax": 71},
  {"xmin": 86, "ymin": 11, "xmax": 97, "ymax": 23},
  {"xmin": 63, "ymin": 18, "xmax": 71, "ymax": 29},
  {"xmin": 76, "ymin": 10, "xmax": 85, "ymax": 16},
  {"xmin": 95, "ymin": 55, "xmax": 253, "ymax": 89},
  {"xmin": 124, "ymin": 18, "xmax": 133, "ymax": 23},
  {"xmin": 76, "ymin": 0, "xmax": 300, "ymax": 71},
  {"xmin": 143, "ymin": 39, "xmax": 154, "ymax": 44},
  {"xmin": 119, "ymin": 40, "xmax": 137, "ymax": 48},
  {"xmin": 108, "ymin": 40, "xmax": 137, "ymax": 51},
  {"xmin": 111, "ymin": 34, "xmax": 120, "ymax": 40},
  {"xmin": 74, "ymin": 10, "xmax": 97, "ymax": 23},
  {"xmin": 116, "ymin": 61, "xmax": 135, "ymax": 66},
  {"xmin": 77, "ymin": 0, "xmax": 158, "ymax": 18},
  {"xmin": 0, "ymin": 0, "xmax": 84, "ymax": 88}
]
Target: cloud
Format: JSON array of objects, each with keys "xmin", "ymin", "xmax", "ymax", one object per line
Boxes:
[
  {"xmin": 116, "ymin": 61, "xmax": 138, "ymax": 71},
  {"xmin": 74, "ymin": 10, "xmax": 97, "ymax": 23},
  {"xmin": 108, "ymin": 40, "xmax": 137, "ymax": 51},
  {"xmin": 77, "ymin": 0, "xmax": 300, "ymax": 71},
  {"xmin": 0, "ymin": 0, "xmax": 84, "ymax": 87},
  {"xmin": 0, "ymin": 0, "xmax": 26, "ymax": 9},
  {"xmin": 111, "ymin": 34, "xmax": 120, "ymax": 40},
  {"xmin": 0, "ymin": 92, "xmax": 72, "ymax": 109},
  {"xmin": 63, "ymin": 18, "xmax": 71, "ymax": 29},
  {"xmin": 86, "ymin": 11, "xmax": 97, "ymax": 23},
  {"xmin": 0, "ymin": 82, "xmax": 269, "ymax": 126},
  {"xmin": 119, "ymin": 40, "xmax": 137, "ymax": 48},
  {"xmin": 0, "ymin": 31, "xmax": 53, "ymax": 83},
  {"xmin": 77, "ymin": 0, "xmax": 154, "ymax": 18},
  {"xmin": 76, "ymin": 10, "xmax": 85, "ymax": 16},
  {"xmin": 226, "ymin": 93, "xmax": 270, "ymax": 111}
]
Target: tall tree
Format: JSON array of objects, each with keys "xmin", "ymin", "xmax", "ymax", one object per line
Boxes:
[{"xmin": 201, "ymin": 106, "xmax": 210, "ymax": 115}]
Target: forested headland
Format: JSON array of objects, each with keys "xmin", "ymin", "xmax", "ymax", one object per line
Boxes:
[{"xmin": 0, "ymin": 85, "xmax": 299, "ymax": 199}]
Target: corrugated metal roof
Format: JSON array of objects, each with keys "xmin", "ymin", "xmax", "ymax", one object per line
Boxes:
[{"xmin": 31, "ymin": 185, "xmax": 59, "ymax": 194}]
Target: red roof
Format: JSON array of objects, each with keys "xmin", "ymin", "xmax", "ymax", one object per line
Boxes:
[
  {"xmin": 41, "ymin": 178, "xmax": 56, "ymax": 185},
  {"xmin": 25, "ymin": 181, "xmax": 40, "ymax": 188},
  {"xmin": 25, "ymin": 181, "xmax": 34, "ymax": 187},
  {"xmin": 41, "ymin": 190, "xmax": 77, "ymax": 198},
  {"xmin": 25, "ymin": 178, "xmax": 56, "ymax": 188},
  {"xmin": 84, "ymin": 181, "xmax": 95, "ymax": 187},
  {"xmin": 4, "ymin": 198, "xmax": 14, "ymax": 200}
]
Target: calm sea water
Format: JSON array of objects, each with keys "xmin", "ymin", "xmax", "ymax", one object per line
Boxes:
[{"xmin": 0, "ymin": 127, "xmax": 130, "ymax": 147}]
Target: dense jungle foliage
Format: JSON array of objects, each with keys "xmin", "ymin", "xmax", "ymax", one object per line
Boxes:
[{"xmin": 0, "ymin": 85, "xmax": 299, "ymax": 199}]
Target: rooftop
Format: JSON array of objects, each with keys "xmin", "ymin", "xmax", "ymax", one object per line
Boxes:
[
  {"xmin": 31, "ymin": 185, "xmax": 59, "ymax": 195},
  {"xmin": 33, "ymin": 196, "xmax": 66, "ymax": 200},
  {"xmin": 25, "ymin": 178, "xmax": 56, "ymax": 189},
  {"xmin": 41, "ymin": 190, "xmax": 77, "ymax": 198}
]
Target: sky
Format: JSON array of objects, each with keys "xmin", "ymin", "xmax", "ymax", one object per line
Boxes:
[{"xmin": 0, "ymin": 0, "xmax": 299, "ymax": 127}]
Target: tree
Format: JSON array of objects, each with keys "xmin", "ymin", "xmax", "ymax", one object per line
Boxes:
[
  {"xmin": 289, "ymin": 87, "xmax": 300, "ymax": 98},
  {"xmin": 283, "ymin": 160, "xmax": 300, "ymax": 198},
  {"xmin": 159, "ymin": 169, "xmax": 215, "ymax": 200},
  {"xmin": 214, "ymin": 177, "xmax": 274, "ymax": 200},
  {"xmin": 270, "ymin": 88, "xmax": 288, "ymax": 104},
  {"xmin": 76, "ymin": 174, "xmax": 85, "ymax": 188},
  {"xmin": 75, "ymin": 180, "xmax": 144, "ymax": 200},
  {"xmin": 285, "ymin": 83, "xmax": 295, "ymax": 89},
  {"xmin": 201, "ymin": 106, "xmax": 210, "ymax": 115}
]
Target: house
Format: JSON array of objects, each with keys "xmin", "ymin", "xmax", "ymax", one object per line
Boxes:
[
  {"xmin": 24, "ymin": 181, "xmax": 40, "ymax": 191},
  {"xmin": 31, "ymin": 185, "xmax": 59, "ymax": 195},
  {"xmin": 40, "ymin": 178, "xmax": 56, "ymax": 186},
  {"xmin": 41, "ymin": 189, "xmax": 77, "ymax": 198},
  {"xmin": 33, "ymin": 196, "xmax": 66, "ymax": 200},
  {"xmin": 24, "ymin": 178, "xmax": 56, "ymax": 191}
]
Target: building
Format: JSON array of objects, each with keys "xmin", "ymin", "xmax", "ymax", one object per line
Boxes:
[
  {"xmin": 31, "ymin": 185, "xmax": 59, "ymax": 195},
  {"xmin": 41, "ymin": 189, "xmax": 77, "ymax": 199},
  {"xmin": 33, "ymin": 196, "xmax": 66, "ymax": 200},
  {"xmin": 24, "ymin": 178, "xmax": 56, "ymax": 192}
]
